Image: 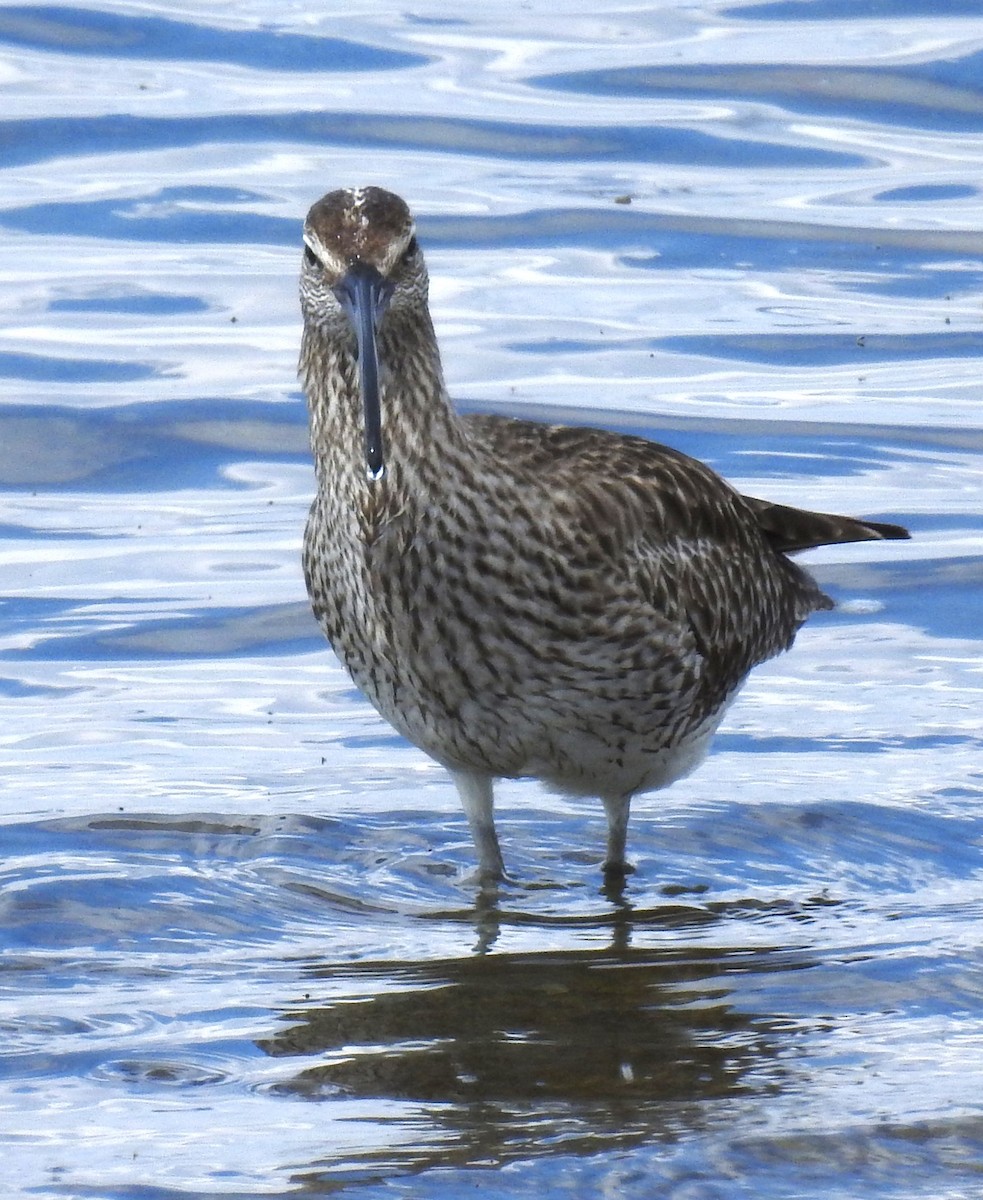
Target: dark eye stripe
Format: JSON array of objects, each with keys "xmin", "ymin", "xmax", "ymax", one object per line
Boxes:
[{"xmin": 304, "ymin": 244, "xmax": 318, "ymax": 267}]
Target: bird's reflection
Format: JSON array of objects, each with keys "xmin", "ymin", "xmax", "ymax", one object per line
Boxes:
[{"xmin": 259, "ymin": 899, "xmax": 818, "ymax": 1185}]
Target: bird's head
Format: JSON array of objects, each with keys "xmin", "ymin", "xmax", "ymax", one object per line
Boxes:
[{"xmin": 300, "ymin": 187, "xmax": 424, "ymax": 480}]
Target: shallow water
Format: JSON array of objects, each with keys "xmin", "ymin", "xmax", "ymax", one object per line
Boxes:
[{"xmin": 1, "ymin": 2, "xmax": 982, "ymax": 1197}]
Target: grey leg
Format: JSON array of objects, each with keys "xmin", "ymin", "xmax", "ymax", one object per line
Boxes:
[
  {"xmin": 449, "ymin": 768, "xmax": 505, "ymax": 879},
  {"xmin": 601, "ymin": 792, "xmax": 633, "ymax": 876}
]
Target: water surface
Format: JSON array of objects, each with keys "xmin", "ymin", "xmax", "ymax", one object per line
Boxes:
[{"xmin": 1, "ymin": 2, "xmax": 981, "ymax": 1197}]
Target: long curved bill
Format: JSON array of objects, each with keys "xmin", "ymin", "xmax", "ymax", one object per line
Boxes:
[{"xmin": 332, "ymin": 262, "xmax": 394, "ymax": 480}]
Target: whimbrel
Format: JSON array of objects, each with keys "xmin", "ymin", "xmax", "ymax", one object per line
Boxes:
[{"xmin": 299, "ymin": 186, "xmax": 909, "ymax": 881}]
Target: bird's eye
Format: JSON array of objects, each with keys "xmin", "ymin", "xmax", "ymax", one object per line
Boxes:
[{"xmin": 304, "ymin": 244, "xmax": 319, "ymax": 268}]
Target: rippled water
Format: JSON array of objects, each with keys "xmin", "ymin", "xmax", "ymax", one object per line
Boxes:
[{"xmin": 1, "ymin": 2, "xmax": 982, "ymax": 1197}]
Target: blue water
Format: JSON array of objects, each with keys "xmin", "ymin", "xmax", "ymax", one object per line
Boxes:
[{"xmin": 1, "ymin": 2, "xmax": 982, "ymax": 1198}]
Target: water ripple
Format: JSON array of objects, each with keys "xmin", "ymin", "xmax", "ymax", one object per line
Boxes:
[
  {"xmin": 0, "ymin": 110, "xmax": 866, "ymax": 178},
  {"xmin": 534, "ymin": 56, "xmax": 983, "ymax": 132},
  {"xmin": 0, "ymin": 6, "xmax": 430, "ymax": 72},
  {"xmin": 0, "ymin": 3, "xmax": 981, "ymax": 1198}
]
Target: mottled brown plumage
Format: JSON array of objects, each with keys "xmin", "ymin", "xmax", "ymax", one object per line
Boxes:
[{"xmin": 299, "ymin": 186, "xmax": 909, "ymax": 880}]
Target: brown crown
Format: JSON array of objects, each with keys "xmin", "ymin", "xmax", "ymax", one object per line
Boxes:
[{"xmin": 304, "ymin": 187, "xmax": 414, "ymax": 270}]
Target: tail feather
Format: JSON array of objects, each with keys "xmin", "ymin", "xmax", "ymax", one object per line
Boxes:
[{"xmin": 744, "ymin": 496, "xmax": 910, "ymax": 555}]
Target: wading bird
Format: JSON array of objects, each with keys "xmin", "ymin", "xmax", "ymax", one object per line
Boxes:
[{"xmin": 299, "ymin": 186, "xmax": 909, "ymax": 881}]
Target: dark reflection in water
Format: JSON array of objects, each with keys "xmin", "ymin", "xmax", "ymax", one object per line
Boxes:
[
  {"xmin": 0, "ymin": 396, "xmax": 945, "ymax": 494},
  {"xmin": 533, "ymin": 52, "xmax": 983, "ymax": 133},
  {"xmin": 0, "ymin": 112, "xmax": 862, "ymax": 191},
  {"xmin": 731, "ymin": 0, "xmax": 983, "ymax": 20},
  {"xmin": 506, "ymin": 330, "xmax": 983, "ymax": 368},
  {"xmin": 0, "ymin": 6, "xmax": 430, "ymax": 72},
  {"xmin": 14, "ymin": 190, "xmax": 983, "ymax": 261},
  {"xmin": 261, "ymin": 921, "xmax": 816, "ymax": 1177}
]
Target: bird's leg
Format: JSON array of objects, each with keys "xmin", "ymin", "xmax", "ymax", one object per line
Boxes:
[
  {"xmin": 601, "ymin": 792, "xmax": 635, "ymax": 879},
  {"xmin": 449, "ymin": 768, "xmax": 505, "ymax": 879}
]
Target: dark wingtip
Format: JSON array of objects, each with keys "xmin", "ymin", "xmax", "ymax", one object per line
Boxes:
[
  {"xmin": 744, "ymin": 497, "xmax": 911, "ymax": 553},
  {"xmin": 863, "ymin": 519, "xmax": 911, "ymax": 542}
]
